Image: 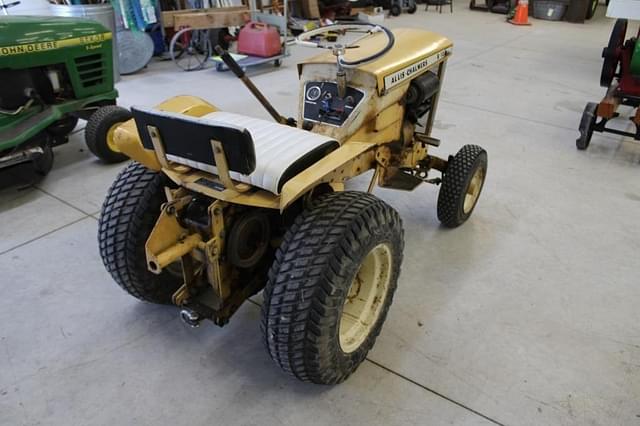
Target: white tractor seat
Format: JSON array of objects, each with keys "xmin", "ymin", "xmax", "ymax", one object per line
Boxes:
[
  {"xmin": 197, "ymin": 111, "xmax": 338, "ymax": 194},
  {"xmin": 132, "ymin": 107, "xmax": 339, "ymax": 195}
]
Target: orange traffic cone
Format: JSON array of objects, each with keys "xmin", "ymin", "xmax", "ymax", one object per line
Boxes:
[{"xmin": 509, "ymin": 0, "xmax": 531, "ymax": 25}]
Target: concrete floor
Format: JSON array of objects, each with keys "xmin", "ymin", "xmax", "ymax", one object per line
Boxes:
[{"xmin": 1, "ymin": 5, "xmax": 639, "ymax": 426}]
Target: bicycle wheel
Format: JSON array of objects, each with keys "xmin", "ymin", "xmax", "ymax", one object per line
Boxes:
[{"xmin": 170, "ymin": 28, "xmax": 212, "ymax": 71}]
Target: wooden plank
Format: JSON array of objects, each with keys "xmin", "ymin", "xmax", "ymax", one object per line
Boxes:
[
  {"xmin": 162, "ymin": 7, "xmax": 249, "ymax": 28},
  {"xmin": 172, "ymin": 9, "xmax": 251, "ymax": 29}
]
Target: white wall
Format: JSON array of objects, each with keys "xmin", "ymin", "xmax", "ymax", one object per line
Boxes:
[{"xmin": 4, "ymin": 0, "xmax": 52, "ymax": 16}]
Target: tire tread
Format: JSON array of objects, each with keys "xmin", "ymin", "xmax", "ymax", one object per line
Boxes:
[
  {"xmin": 98, "ymin": 162, "xmax": 179, "ymax": 303},
  {"xmin": 261, "ymin": 191, "xmax": 403, "ymax": 384},
  {"xmin": 437, "ymin": 144, "xmax": 487, "ymax": 228},
  {"xmin": 85, "ymin": 105, "xmax": 130, "ymax": 163}
]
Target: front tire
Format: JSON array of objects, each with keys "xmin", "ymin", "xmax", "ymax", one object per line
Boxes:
[
  {"xmin": 262, "ymin": 191, "xmax": 404, "ymax": 384},
  {"xmin": 98, "ymin": 162, "xmax": 182, "ymax": 304},
  {"xmin": 32, "ymin": 138, "xmax": 54, "ymax": 176},
  {"xmin": 576, "ymin": 102, "xmax": 597, "ymax": 150},
  {"xmin": 85, "ymin": 105, "xmax": 131, "ymax": 164},
  {"xmin": 437, "ymin": 145, "xmax": 488, "ymax": 228},
  {"xmin": 390, "ymin": 3, "xmax": 402, "ymax": 15}
]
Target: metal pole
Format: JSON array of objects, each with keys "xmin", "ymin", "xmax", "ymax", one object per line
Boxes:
[{"xmin": 213, "ymin": 45, "xmax": 287, "ymax": 124}]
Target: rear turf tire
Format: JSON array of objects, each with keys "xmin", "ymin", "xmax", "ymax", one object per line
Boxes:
[
  {"xmin": 85, "ymin": 105, "xmax": 131, "ymax": 164},
  {"xmin": 262, "ymin": 191, "xmax": 404, "ymax": 384},
  {"xmin": 98, "ymin": 162, "xmax": 181, "ymax": 304},
  {"xmin": 437, "ymin": 144, "xmax": 488, "ymax": 228}
]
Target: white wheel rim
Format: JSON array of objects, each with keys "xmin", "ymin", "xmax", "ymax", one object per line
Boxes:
[
  {"xmin": 339, "ymin": 243, "xmax": 392, "ymax": 353},
  {"xmin": 463, "ymin": 166, "xmax": 485, "ymax": 214}
]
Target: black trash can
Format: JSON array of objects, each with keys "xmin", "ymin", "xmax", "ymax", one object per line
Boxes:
[{"xmin": 533, "ymin": 0, "xmax": 568, "ymax": 19}]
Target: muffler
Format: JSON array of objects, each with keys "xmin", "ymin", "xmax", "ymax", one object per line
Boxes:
[
  {"xmin": 0, "ymin": 146, "xmax": 44, "ymax": 170},
  {"xmin": 179, "ymin": 308, "xmax": 202, "ymax": 328}
]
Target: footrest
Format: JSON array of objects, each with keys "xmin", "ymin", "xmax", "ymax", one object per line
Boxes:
[
  {"xmin": 0, "ymin": 107, "xmax": 56, "ymax": 147},
  {"xmin": 380, "ymin": 169, "xmax": 423, "ymax": 191}
]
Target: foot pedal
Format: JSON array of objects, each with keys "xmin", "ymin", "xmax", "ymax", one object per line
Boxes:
[{"xmin": 380, "ymin": 170, "xmax": 423, "ymax": 191}]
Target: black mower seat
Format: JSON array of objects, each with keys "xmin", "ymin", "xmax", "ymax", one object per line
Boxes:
[{"xmin": 132, "ymin": 107, "xmax": 339, "ymax": 194}]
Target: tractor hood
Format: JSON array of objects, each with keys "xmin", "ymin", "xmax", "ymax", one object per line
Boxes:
[
  {"xmin": 0, "ymin": 16, "xmax": 110, "ymax": 48},
  {"xmin": 298, "ymin": 28, "xmax": 453, "ymax": 95}
]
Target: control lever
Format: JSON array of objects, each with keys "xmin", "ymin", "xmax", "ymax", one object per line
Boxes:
[
  {"xmin": 214, "ymin": 45, "xmax": 296, "ymax": 126},
  {"xmin": 332, "ymin": 44, "xmax": 347, "ymax": 99}
]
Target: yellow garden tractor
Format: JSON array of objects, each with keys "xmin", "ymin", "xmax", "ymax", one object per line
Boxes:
[{"xmin": 98, "ymin": 23, "xmax": 488, "ymax": 384}]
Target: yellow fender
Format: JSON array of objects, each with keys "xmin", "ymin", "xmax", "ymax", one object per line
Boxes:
[
  {"xmin": 279, "ymin": 141, "xmax": 376, "ymax": 211},
  {"xmin": 114, "ymin": 96, "xmax": 218, "ymax": 171}
]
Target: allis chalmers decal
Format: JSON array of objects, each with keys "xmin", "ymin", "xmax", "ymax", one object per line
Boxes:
[
  {"xmin": 383, "ymin": 48, "xmax": 451, "ymax": 91},
  {"xmin": 0, "ymin": 33, "xmax": 112, "ymax": 57}
]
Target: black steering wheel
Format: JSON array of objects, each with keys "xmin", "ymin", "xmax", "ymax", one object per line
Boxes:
[{"xmin": 296, "ymin": 23, "xmax": 395, "ymax": 69}]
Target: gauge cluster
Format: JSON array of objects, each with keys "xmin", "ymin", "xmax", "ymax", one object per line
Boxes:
[{"xmin": 302, "ymin": 82, "xmax": 365, "ymax": 127}]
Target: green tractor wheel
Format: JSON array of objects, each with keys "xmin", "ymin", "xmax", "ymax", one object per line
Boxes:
[
  {"xmin": 32, "ymin": 136, "xmax": 54, "ymax": 176},
  {"xmin": 85, "ymin": 106, "xmax": 132, "ymax": 163}
]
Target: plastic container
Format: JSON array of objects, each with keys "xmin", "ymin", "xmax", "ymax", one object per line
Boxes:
[
  {"xmin": 49, "ymin": 4, "xmax": 119, "ymax": 81},
  {"xmin": 237, "ymin": 22, "xmax": 281, "ymax": 58},
  {"xmin": 533, "ymin": 0, "xmax": 567, "ymax": 20}
]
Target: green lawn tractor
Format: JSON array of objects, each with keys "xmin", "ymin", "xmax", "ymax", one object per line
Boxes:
[{"xmin": 0, "ymin": 16, "xmax": 131, "ymax": 176}]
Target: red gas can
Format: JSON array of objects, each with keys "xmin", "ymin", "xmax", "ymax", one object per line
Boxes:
[{"xmin": 237, "ymin": 22, "xmax": 282, "ymax": 58}]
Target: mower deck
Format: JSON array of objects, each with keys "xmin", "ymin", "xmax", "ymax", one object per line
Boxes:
[{"xmin": 0, "ymin": 90, "xmax": 118, "ymax": 152}]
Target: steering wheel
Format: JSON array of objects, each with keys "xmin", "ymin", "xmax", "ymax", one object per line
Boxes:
[{"xmin": 296, "ymin": 23, "xmax": 395, "ymax": 69}]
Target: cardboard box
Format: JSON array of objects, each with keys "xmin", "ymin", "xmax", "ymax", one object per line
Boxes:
[
  {"xmin": 301, "ymin": 0, "xmax": 321, "ymax": 18},
  {"xmin": 357, "ymin": 7, "xmax": 385, "ymax": 24}
]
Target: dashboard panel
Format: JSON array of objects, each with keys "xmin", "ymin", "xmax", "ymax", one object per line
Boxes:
[{"xmin": 302, "ymin": 81, "xmax": 365, "ymax": 127}]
